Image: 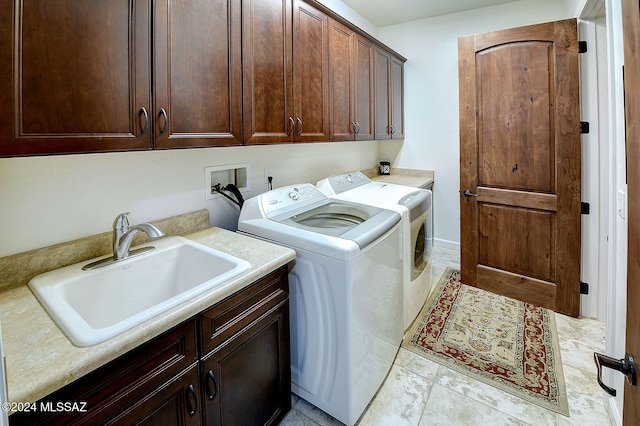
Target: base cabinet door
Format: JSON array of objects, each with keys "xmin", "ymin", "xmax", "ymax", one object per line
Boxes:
[
  {"xmin": 104, "ymin": 364, "xmax": 202, "ymax": 426},
  {"xmin": 202, "ymin": 301, "xmax": 291, "ymax": 426}
]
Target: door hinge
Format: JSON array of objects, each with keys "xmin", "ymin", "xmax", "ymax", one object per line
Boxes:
[
  {"xmin": 579, "ymin": 41, "xmax": 588, "ymax": 53},
  {"xmin": 581, "ymin": 202, "xmax": 590, "ymax": 215},
  {"xmin": 580, "ymin": 282, "xmax": 589, "ymax": 294},
  {"xmin": 580, "ymin": 121, "xmax": 590, "ymax": 134}
]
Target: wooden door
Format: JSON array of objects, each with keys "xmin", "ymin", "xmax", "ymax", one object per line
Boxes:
[
  {"xmin": 154, "ymin": 0, "xmax": 242, "ymax": 148},
  {"xmin": 242, "ymin": 0, "xmax": 294, "ymax": 144},
  {"xmin": 293, "ymin": 0, "xmax": 329, "ymax": 142},
  {"xmin": 201, "ymin": 302, "xmax": 291, "ymax": 426},
  {"xmin": 328, "ymin": 19, "xmax": 355, "ymax": 141},
  {"xmin": 354, "ymin": 35, "xmax": 375, "ymax": 141},
  {"xmin": 390, "ymin": 55, "xmax": 405, "ymax": 139},
  {"xmin": 622, "ymin": 0, "xmax": 640, "ymax": 422},
  {"xmin": 374, "ymin": 48, "xmax": 392, "ymax": 140},
  {"xmin": 458, "ymin": 19, "xmax": 581, "ymax": 317},
  {"xmin": 0, "ymin": 0, "xmax": 152, "ymax": 156}
]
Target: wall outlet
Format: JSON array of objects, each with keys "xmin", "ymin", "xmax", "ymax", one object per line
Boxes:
[{"xmin": 264, "ymin": 168, "xmax": 273, "ymax": 184}]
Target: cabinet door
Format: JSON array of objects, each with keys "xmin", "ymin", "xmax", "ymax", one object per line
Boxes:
[
  {"xmin": 293, "ymin": 0, "xmax": 329, "ymax": 142},
  {"xmin": 328, "ymin": 19, "xmax": 354, "ymax": 142},
  {"xmin": 0, "ymin": 0, "xmax": 152, "ymax": 156},
  {"xmin": 202, "ymin": 301, "xmax": 291, "ymax": 426},
  {"xmin": 243, "ymin": 0, "xmax": 294, "ymax": 144},
  {"xmin": 353, "ymin": 35, "xmax": 375, "ymax": 141},
  {"xmin": 374, "ymin": 48, "xmax": 392, "ymax": 140},
  {"xmin": 104, "ymin": 364, "xmax": 201, "ymax": 426},
  {"xmin": 390, "ymin": 55, "xmax": 405, "ymax": 139},
  {"xmin": 154, "ymin": 0, "xmax": 242, "ymax": 148}
]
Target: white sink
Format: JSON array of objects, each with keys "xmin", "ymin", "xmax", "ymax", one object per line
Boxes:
[{"xmin": 28, "ymin": 236, "xmax": 251, "ymax": 347}]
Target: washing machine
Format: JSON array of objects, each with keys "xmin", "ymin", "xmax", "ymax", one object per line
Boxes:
[
  {"xmin": 317, "ymin": 171, "xmax": 433, "ymax": 331},
  {"xmin": 238, "ymin": 184, "xmax": 403, "ymax": 426}
]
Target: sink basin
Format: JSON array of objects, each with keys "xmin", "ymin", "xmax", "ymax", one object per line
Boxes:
[{"xmin": 28, "ymin": 236, "xmax": 251, "ymax": 347}]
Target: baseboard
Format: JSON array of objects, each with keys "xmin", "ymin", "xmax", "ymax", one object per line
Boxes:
[{"xmin": 433, "ymin": 238, "xmax": 460, "ymax": 250}]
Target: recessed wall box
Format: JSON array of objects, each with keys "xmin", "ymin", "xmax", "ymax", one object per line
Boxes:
[{"xmin": 205, "ymin": 164, "xmax": 250, "ymax": 201}]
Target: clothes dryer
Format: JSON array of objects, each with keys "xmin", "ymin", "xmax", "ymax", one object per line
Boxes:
[
  {"xmin": 238, "ymin": 184, "xmax": 403, "ymax": 426},
  {"xmin": 317, "ymin": 171, "xmax": 433, "ymax": 330}
]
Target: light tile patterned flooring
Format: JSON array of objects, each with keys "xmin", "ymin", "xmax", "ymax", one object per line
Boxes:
[{"xmin": 279, "ymin": 246, "xmax": 611, "ymax": 426}]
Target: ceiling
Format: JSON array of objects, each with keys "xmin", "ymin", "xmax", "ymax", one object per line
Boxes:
[{"xmin": 339, "ymin": 0, "xmax": 523, "ymax": 27}]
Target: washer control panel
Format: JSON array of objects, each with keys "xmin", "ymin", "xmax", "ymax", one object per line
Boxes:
[
  {"xmin": 261, "ymin": 184, "xmax": 326, "ymax": 217},
  {"xmin": 326, "ymin": 171, "xmax": 371, "ymax": 194}
]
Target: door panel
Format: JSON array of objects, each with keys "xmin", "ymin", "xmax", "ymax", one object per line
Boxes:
[
  {"xmin": 477, "ymin": 42, "xmax": 554, "ymax": 192},
  {"xmin": 243, "ymin": 0, "xmax": 293, "ymax": 144},
  {"xmin": 459, "ymin": 19, "xmax": 581, "ymax": 316},
  {"xmin": 293, "ymin": 0, "xmax": 329, "ymax": 142},
  {"xmin": 154, "ymin": 0, "xmax": 242, "ymax": 148},
  {"xmin": 354, "ymin": 35, "xmax": 375, "ymax": 140},
  {"xmin": 328, "ymin": 19, "xmax": 354, "ymax": 141}
]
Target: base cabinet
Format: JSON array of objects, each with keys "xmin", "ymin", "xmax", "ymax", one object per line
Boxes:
[{"xmin": 9, "ymin": 266, "xmax": 290, "ymax": 426}]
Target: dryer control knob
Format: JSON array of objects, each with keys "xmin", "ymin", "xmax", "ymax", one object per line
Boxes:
[{"xmin": 288, "ymin": 192, "xmax": 299, "ymax": 200}]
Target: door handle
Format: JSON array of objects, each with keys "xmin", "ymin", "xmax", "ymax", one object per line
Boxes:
[
  {"xmin": 463, "ymin": 189, "xmax": 479, "ymax": 197},
  {"xmin": 594, "ymin": 352, "xmax": 637, "ymax": 396}
]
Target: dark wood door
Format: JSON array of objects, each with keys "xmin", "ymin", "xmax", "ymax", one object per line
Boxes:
[
  {"xmin": 292, "ymin": 0, "xmax": 329, "ymax": 142},
  {"xmin": 0, "ymin": 0, "xmax": 152, "ymax": 156},
  {"xmin": 104, "ymin": 364, "xmax": 201, "ymax": 426},
  {"xmin": 242, "ymin": 0, "xmax": 294, "ymax": 144},
  {"xmin": 201, "ymin": 302, "xmax": 291, "ymax": 426},
  {"xmin": 328, "ymin": 19, "xmax": 355, "ymax": 141},
  {"xmin": 354, "ymin": 35, "xmax": 375, "ymax": 141},
  {"xmin": 458, "ymin": 19, "xmax": 581, "ymax": 317},
  {"xmin": 154, "ymin": 0, "xmax": 242, "ymax": 148},
  {"xmin": 622, "ymin": 0, "xmax": 640, "ymax": 422},
  {"xmin": 390, "ymin": 55, "xmax": 404, "ymax": 139},
  {"xmin": 374, "ymin": 48, "xmax": 392, "ymax": 140}
]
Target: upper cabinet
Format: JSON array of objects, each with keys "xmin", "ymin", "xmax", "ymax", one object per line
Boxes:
[
  {"xmin": 328, "ymin": 20, "xmax": 375, "ymax": 141},
  {"xmin": 0, "ymin": 0, "xmax": 403, "ymax": 157},
  {"xmin": 243, "ymin": 0, "xmax": 329, "ymax": 144},
  {"xmin": 0, "ymin": 0, "xmax": 153, "ymax": 156},
  {"xmin": 154, "ymin": 0, "xmax": 243, "ymax": 149},
  {"xmin": 374, "ymin": 48, "xmax": 405, "ymax": 140},
  {"xmin": 0, "ymin": 0, "xmax": 242, "ymax": 157}
]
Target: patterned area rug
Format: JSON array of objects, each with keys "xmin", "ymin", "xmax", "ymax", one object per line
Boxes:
[{"xmin": 402, "ymin": 268, "xmax": 569, "ymax": 415}]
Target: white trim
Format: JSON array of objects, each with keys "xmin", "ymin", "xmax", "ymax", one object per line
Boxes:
[{"xmin": 433, "ymin": 238, "xmax": 460, "ymax": 250}]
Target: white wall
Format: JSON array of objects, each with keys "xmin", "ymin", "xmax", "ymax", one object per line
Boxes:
[
  {"xmin": 376, "ymin": 0, "xmax": 576, "ymax": 248},
  {"xmin": 0, "ymin": 142, "xmax": 379, "ymax": 257}
]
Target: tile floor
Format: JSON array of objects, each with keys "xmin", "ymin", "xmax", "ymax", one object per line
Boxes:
[{"xmin": 279, "ymin": 246, "xmax": 611, "ymax": 426}]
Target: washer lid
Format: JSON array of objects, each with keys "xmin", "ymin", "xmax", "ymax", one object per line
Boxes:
[{"xmin": 278, "ymin": 200, "xmax": 400, "ymax": 249}]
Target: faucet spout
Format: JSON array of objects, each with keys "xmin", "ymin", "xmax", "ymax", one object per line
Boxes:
[{"xmin": 113, "ymin": 213, "xmax": 165, "ymax": 260}]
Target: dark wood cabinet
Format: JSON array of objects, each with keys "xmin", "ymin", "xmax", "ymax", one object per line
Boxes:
[
  {"xmin": 243, "ymin": 0, "xmax": 329, "ymax": 144},
  {"xmin": 153, "ymin": 0, "xmax": 243, "ymax": 149},
  {"xmin": 10, "ymin": 266, "xmax": 291, "ymax": 426},
  {"xmin": 0, "ymin": 0, "xmax": 241, "ymax": 157},
  {"xmin": 374, "ymin": 47, "xmax": 405, "ymax": 140},
  {"xmin": 328, "ymin": 19, "xmax": 374, "ymax": 141}
]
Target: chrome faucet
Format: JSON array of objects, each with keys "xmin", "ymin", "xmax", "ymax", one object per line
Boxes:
[
  {"xmin": 83, "ymin": 212, "xmax": 165, "ymax": 270},
  {"xmin": 112, "ymin": 212, "xmax": 165, "ymax": 260}
]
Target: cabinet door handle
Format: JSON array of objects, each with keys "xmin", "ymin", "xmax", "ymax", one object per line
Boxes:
[
  {"xmin": 159, "ymin": 108, "xmax": 168, "ymax": 135},
  {"xmin": 140, "ymin": 107, "xmax": 149, "ymax": 135},
  {"xmin": 186, "ymin": 384, "xmax": 198, "ymax": 416},
  {"xmin": 206, "ymin": 370, "xmax": 218, "ymax": 400},
  {"xmin": 351, "ymin": 122, "xmax": 357, "ymax": 134},
  {"xmin": 296, "ymin": 117, "xmax": 303, "ymax": 135},
  {"xmin": 288, "ymin": 117, "xmax": 295, "ymax": 135},
  {"xmin": 356, "ymin": 122, "xmax": 361, "ymax": 134}
]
